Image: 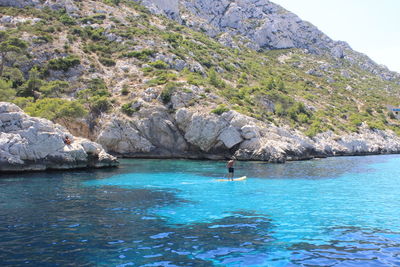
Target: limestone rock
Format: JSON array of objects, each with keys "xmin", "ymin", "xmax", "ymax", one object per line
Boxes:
[
  {"xmin": 94, "ymin": 104, "xmax": 400, "ymax": 162},
  {"xmin": 0, "ymin": 0, "xmax": 40, "ymax": 8},
  {"xmin": 183, "ymin": 113, "xmax": 228, "ymax": 152},
  {"xmin": 0, "ymin": 0, "xmax": 78, "ymax": 15},
  {"xmin": 241, "ymin": 125, "xmax": 260, "ymax": 140},
  {"xmin": 96, "ymin": 118, "xmax": 155, "ymax": 154},
  {"xmin": 0, "ymin": 102, "xmax": 118, "ymax": 172},
  {"xmin": 97, "ymin": 107, "xmax": 188, "ymax": 156},
  {"xmin": 218, "ymin": 126, "xmax": 242, "ymax": 149}
]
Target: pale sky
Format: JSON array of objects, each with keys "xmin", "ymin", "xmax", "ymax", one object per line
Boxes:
[{"xmin": 272, "ymin": 0, "xmax": 400, "ymax": 73}]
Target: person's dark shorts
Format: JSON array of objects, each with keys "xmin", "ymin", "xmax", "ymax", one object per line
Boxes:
[{"xmin": 228, "ymin": 167, "xmax": 234, "ymax": 173}]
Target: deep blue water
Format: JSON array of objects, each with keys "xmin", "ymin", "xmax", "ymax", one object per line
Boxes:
[{"xmin": 1, "ymin": 155, "xmax": 400, "ymax": 266}]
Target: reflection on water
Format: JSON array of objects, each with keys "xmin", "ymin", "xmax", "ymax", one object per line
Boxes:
[{"xmin": 1, "ymin": 155, "xmax": 400, "ymax": 266}]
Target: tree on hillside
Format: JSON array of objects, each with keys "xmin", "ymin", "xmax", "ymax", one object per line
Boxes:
[
  {"xmin": 0, "ymin": 79, "xmax": 15, "ymax": 101},
  {"xmin": 18, "ymin": 67, "xmax": 43, "ymax": 98},
  {"xmin": 0, "ymin": 31, "xmax": 28, "ymax": 77}
]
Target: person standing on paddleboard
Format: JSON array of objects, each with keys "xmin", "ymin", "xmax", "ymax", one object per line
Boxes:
[{"xmin": 226, "ymin": 158, "xmax": 235, "ymax": 181}]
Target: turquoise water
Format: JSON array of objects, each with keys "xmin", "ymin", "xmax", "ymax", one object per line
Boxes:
[{"xmin": 1, "ymin": 155, "xmax": 400, "ymax": 266}]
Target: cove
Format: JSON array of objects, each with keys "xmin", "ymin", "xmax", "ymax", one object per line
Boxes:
[{"xmin": 1, "ymin": 155, "xmax": 400, "ymax": 266}]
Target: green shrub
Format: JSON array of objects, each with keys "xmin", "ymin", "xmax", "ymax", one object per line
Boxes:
[
  {"xmin": 304, "ymin": 121, "xmax": 323, "ymax": 138},
  {"xmin": 121, "ymin": 86, "xmax": 130, "ymax": 96},
  {"xmin": 77, "ymin": 78, "xmax": 110, "ymax": 100},
  {"xmin": 99, "ymin": 57, "xmax": 116, "ymax": 67},
  {"xmin": 162, "ymin": 32, "xmax": 183, "ymax": 48},
  {"xmin": 297, "ymin": 113, "xmax": 309, "ymax": 123},
  {"xmin": 0, "ymin": 79, "xmax": 15, "ymax": 101},
  {"xmin": 103, "ymin": 0, "xmax": 121, "ymax": 6},
  {"xmin": 274, "ymin": 103, "xmax": 285, "ymax": 116},
  {"xmin": 25, "ymin": 98, "xmax": 87, "ymax": 120},
  {"xmin": 32, "ymin": 34, "xmax": 53, "ymax": 44},
  {"xmin": 147, "ymin": 72, "xmax": 177, "ymax": 86},
  {"xmin": 39, "ymin": 80, "xmax": 69, "ymax": 97},
  {"xmin": 160, "ymin": 82, "xmax": 177, "ymax": 104},
  {"xmin": 121, "ymin": 102, "xmax": 139, "ymax": 116},
  {"xmin": 211, "ymin": 104, "xmax": 230, "ymax": 115},
  {"xmin": 287, "ymin": 102, "xmax": 309, "ymax": 121},
  {"xmin": 187, "ymin": 74, "xmax": 205, "ymax": 86},
  {"xmin": 47, "ymin": 55, "xmax": 80, "ymax": 71},
  {"xmin": 367, "ymin": 120, "xmax": 385, "ymax": 130},
  {"xmin": 149, "ymin": 60, "xmax": 169, "ymax": 69},
  {"xmin": 123, "ymin": 49, "xmax": 154, "ymax": 60},
  {"xmin": 88, "ymin": 95, "xmax": 111, "ymax": 114},
  {"xmin": 208, "ymin": 68, "xmax": 225, "ymax": 88},
  {"xmin": 141, "ymin": 66, "xmax": 153, "ymax": 73},
  {"xmin": 349, "ymin": 113, "xmax": 363, "ymax": 127},
  {"xmin": 73, "ymin": 26, "xmax": 106, "ymax": 41},
  {"xmin": 3, "ymin": 67, "xmax": 25, "ymax": 87},
  {"xmin": 59, "ymin": 14, "xmax": 76, "ymax": 25},
  {"xmin": 84, "ymin": 43, "xmax": 112, "ymax": 54},
  {"xmin": 17, "ymin": 67, "xmax": 43, "ymax": 98},
  {"xmin": 80, "ymin": 14, "xmax": 106, "ymax": 24},
  {"xmin": 88, "ymin": 78, "xmax": 109, "ymax": 93},
  {"xmin": 12, "ymin": 97, "xmax": 34, "ymax": 109}
]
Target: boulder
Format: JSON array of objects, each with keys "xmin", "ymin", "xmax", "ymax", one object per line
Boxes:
[
  {"xmin": 218, "ymin": 126, "xmax": 243, "ymax": 149},
  {"xmin": 183, "ymin": 113, "xmax": 228, "ymax": 152},
  {"xmin": 0, "ymin": 102, "xmax": 118, "ymax": 172},
  {"xmin": 241, "ymin": 125, "xmax": 260, "ymax": 140},
  {"xmin": 96, "ymin": 119, "xmax": 155, "ymax": 154}
]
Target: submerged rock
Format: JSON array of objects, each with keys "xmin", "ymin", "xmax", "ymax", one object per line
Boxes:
[{"xmin": 0, "ymin": 102, "xmax": 118, "ymax": 172}]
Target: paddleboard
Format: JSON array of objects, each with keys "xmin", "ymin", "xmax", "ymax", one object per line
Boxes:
[{"xmin": 216, "ymin": 176, "xmax": 247, "ymax": 182}]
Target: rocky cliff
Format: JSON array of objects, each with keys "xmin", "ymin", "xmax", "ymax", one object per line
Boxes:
[
  {"xmin": 0, "ymin": 102, "xmax": 118, "ymax": 172},
  {"xmin": 136, "ymin": 0, "xmax": 400, "ymax": 82},
  {"xmin": 95, "ymin": 103, "xmax": 400, "ymax": 162}
]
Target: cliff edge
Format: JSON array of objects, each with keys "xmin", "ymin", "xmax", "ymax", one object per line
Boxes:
[{"xmin": 0, "ymin": 102, "xmax": 118, "ymax": 172}]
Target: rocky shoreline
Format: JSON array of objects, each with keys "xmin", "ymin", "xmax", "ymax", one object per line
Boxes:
[
  {"xmin": 94, "ymin": 104, "xmax": 400, "ymax": 163},
  {"xmin": 0, "ymin": 102, "xmax": 118, "ymax": 172},
  {"xmin": 2, "ymin": 101, "xmax": 400, "ymax": 173}
]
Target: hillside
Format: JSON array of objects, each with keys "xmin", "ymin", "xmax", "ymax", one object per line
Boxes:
[
  {"xmin": 1, "ymin": 0, "xmax": 400, "ymax": 161},
  {"xmin": 138, "ymin": 0, "xmax": 400, "ymax": 83}
]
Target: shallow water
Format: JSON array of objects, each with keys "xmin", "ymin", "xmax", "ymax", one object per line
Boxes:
[{"xmin": 1, "ymin": 155, "xmax": 400, "ymax": 266}]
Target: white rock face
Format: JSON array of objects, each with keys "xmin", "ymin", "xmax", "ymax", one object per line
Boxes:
[
  {"xmin": 314, "ymin": 128, "xmax": 400, "ymax": 155},
  {"xmin": 96, "ymin": 119, "xmax": 155, "ymax": 154},
  {"xmin": 0, "ymin": 102, "xmax": 118, "ymax": 172},
  {"xmin": 95, "ymin": 103, "xmax": 400, "ymax": 162},
  {"xmin": 0, "ymin": 0, "xmax": 78, "ymax": 14},
  {"xmin": 139, "ymin": 0, "xmax": 180, "ymax": 20},
  {"xmin": 218, "ymin": 126, "xmax": 242, "ymax": 149},
  {"xmin": 96, "ymin": 107, "xmax": 188, "ymax": 157},
  {"xmin": 183, "ymin": 113, "xmax": 228, "ymax": 152}
]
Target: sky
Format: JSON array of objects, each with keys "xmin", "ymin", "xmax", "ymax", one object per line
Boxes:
[{"xmin": 272, "ymin": 0, "xmax": 400, "ymax": 73}]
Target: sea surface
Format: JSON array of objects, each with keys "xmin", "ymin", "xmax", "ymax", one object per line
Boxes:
[{"xmin": 1, "ymin": 155, "xmax": 400, "ymax": 266}]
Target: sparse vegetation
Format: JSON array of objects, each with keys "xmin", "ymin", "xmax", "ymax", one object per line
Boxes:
[
  {"xmin": 160, "ymin": 82, "xmax": 178, "ymax": 104},
  {"xmin": 99, "ymin": 57, "xmax": 116, "ymax": 67},
  {"xmin": 0, "ymin": 1, "xmax": 399, "ymax": 138},
  {"xmin": 121, "ymin": 102, "xmax": 139, "ymax": 116},
  {"xmin": 47, "ymin": 55, "xmax": 80, "ymax": 72},
  {"xmin": 211, "ymin": 104, "xmax": 230, "ymax": 115}
]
